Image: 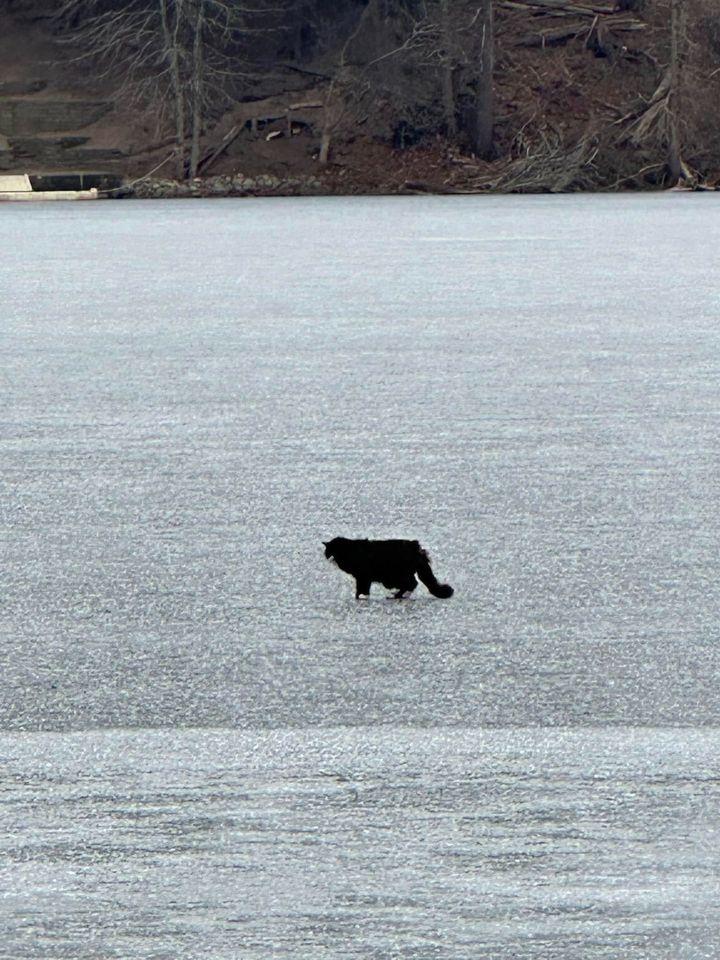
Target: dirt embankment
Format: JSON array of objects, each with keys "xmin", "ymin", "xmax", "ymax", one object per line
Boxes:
[{"xmin": 2, "ymin": 2, "xmax": 719, "ymax": 193}]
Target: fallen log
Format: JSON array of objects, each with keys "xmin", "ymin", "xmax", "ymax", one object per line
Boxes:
[
  {"xmin": 231, "ymin": 87, "xmax": 326, "ymax": 124},
  {"xmin": 500, "ymin": 0, "xmax": 646, "ymax": 33},
  {"xmin": 197, "ymin": 86, "xmax": 327, "ymax": 175},
  {"xmin": 516, "ymin": 20, "xmax": 589, "ymax": 45},
  {"xmin": 500, "ymin": 0, "xmax": 617, "ymax": 14},
  {"xmin": 197, "ymin": 124, "xmax": 243, "ymax": 175},
  {"xmin": 400, "ymin": 179, "xmax": 472, "ymax": 194}
]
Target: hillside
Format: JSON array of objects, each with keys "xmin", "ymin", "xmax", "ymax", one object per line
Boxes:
[{"xmin": 2, "ymin": 0, "xmax": 719, "ymax": 194}]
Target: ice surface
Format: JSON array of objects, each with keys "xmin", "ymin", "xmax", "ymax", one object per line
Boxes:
[
  {"xmin": 1, "ymin": 727, "xmax": 719, "ymax": 959},
  {"xmin": 2, "ymin": 194, "xmax": 720, "ymax": 957}
]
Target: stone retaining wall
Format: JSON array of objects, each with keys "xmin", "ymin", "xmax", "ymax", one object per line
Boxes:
[{"xmin": 0, "ymin": 100, "xmax": 112, "ymax": 136}]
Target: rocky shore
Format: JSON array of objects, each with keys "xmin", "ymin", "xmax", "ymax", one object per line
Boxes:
[{"xmin": 126, "ymin": 172, "xmax": 326, "ymax": 199}]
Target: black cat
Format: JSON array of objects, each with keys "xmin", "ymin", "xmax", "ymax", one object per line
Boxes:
[{"xmin": 323, "ymin": 537, "xmax": 454, "ymax": 599}]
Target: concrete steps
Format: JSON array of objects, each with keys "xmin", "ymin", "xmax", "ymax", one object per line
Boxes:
[
  {"xmin": 0, "ymin": 81, "xmax": 124, "ymax": 172},
  {"xmin": 6, "ymin": 136, "xmax": 124, "ymax": 168}
]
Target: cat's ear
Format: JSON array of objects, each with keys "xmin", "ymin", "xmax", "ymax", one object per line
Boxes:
[{"xmin": 322, "ymin": 541, "xmax": 330, "ymax": 547}]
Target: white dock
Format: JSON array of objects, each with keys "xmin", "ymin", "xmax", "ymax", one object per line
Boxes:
[{"xmin": 0, "ymin": 173, "xmax": 99, "ymax": 201}]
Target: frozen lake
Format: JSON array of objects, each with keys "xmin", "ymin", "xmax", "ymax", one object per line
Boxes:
[{"xmin": 2, "ymin": 194, "xmax": 720, "ymax": 958}]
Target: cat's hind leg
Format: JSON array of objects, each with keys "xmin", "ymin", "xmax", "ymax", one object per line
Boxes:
[{"xmin": 393, "ymin": 575, "xmax": 418, "ymax": 599}]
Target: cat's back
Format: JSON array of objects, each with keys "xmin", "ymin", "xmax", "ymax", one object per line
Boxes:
[
  {"xmin": 328, "ymin": 536, "xmax": 416, "ymax": 563},
  {"xmin": 357, "ymin": 538, "xmax": 421, "ymax": 568}
]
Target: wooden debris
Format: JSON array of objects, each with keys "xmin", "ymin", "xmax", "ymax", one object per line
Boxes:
[
  {"xmin": 500, "ymin": 0, "xmax": 646, "ymax": 51},
  {"xmin": 500, "ymin": 0, "xmax": 618, "ymax": 15},
  {"xmin": 471, "ymin": 129, "xmax": 600, "ymax": 192}
]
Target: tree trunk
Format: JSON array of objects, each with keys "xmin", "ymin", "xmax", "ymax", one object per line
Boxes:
[
  {"xmin": 159, "ymin": 0, "xmax": 186, "ymax": 180},
  {"xmin": 319, "ymin": 129, "xmax": 332, "ymax": 165},
  {"xmin": 667, "ymin": 0, "xmax": 685, "ymax": 181},
  {"xmin": 472, "ymin": 0, "xmax": 494, "ymax": 160},
  {"xmin": 189, "ymin": 0, "xmax": 204, "ymax": 180},
  {"xmin": 439, "ymin": 0, "xmax": 457, "ymax": 138}
]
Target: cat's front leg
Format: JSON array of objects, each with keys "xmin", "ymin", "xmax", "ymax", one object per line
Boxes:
[{"xmin": 355, "ymin": 578, "xmax": 371, "ymax": 599}]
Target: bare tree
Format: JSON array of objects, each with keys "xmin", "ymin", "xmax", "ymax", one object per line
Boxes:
[
  {"xmin": 315, "ymin": 0, "xmax": 431, "ymax": 165},
  {"xmin": 53, "ymin": 0, "xmax": 291, "ymax": 179},
  {"xmin": 666, "ymin": 0, "xmax": 685, "ymax": 180},
  {"xmin": 417, "ymin": 0, "xmax": 495, "ymax": 156},
  {"xmin": 438, "ymin": 0, "xmax": 456, "ymax": 137},
  {"xmin": 317, "ymin": 10, "xmax": 366, "ymax": 166},
  {"xmin": 616, "ymin": 0, "xmax": 717, "ymax": 184},
  {"xmin": 158, "ymin": 0, "xmax": 186, "ymax": 178},
  {"xmin": 189, "ymin": 0, "xmax": 205, "ymax": 178},
  {"xmin": 471, "ymin": 0, "xmax": 494, "ymax": 159}
]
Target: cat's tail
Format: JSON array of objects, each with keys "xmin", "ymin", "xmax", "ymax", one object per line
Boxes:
[{"xmin": 415, "ymin": 548, "xmax": 454, "ymax": 599}]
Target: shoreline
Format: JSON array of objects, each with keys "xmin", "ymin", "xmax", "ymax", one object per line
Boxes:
[
  {"xmin": 120, "ymin": 176, "xmax": 717, "ymax": 199},
  {"xmin": 3, "ymin": 172, "xmax": 716, "ymax": 202}
]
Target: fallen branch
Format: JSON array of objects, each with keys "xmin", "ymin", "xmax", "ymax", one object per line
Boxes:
[
  {"xmin": 617, "ymin": 72, "xmax": 670, "ymax": 145},
  {"xmin": 606, "ymin": 161, "xmax": 665, "ymax": 190},
  {"xmin": 471, "ymin": 129, "xmax": 600, "ymax": 192},
  {"xmin": 98, "ymin": 151, "xmax": 175, "ymax": 195},
  {"xmin": 197, "ymin": 123, "xmax": 242, "ymax": 174}
]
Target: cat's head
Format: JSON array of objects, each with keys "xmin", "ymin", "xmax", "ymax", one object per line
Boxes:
[{"xmin": 323, "ymin": 539, "xmax": 337, "ymax": 559}]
